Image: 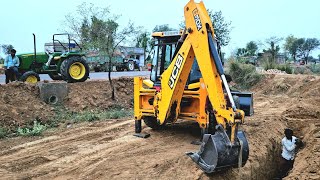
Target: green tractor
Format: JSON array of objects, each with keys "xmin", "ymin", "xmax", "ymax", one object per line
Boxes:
[{"xmin": 17, "ymin": 33, "xmax": 89, "ymax": 83}]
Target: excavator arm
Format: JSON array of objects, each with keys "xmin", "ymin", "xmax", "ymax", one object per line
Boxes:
[
  {"xmin": 134, "ymin": 0, "xmax": 250, "ymax": 173},
  {"xmin": 156, "ymin": 0, "xmax": 244, "ymax": 143}
]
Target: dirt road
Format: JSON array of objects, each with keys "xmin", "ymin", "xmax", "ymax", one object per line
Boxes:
[{"xmin": 0, "ymin": 74, "xmax": 319, "ymax": 179}]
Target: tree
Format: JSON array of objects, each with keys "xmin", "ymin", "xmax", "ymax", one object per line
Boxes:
[
  {"xmin": 135, "ymin": 31, "xmax": 150, "ymax": 63},
  {"xmin": 152, "ymin": 24, "xmax": 175, "ymax": 32},
  {"xmin": 246, "ymin": 41, "xmax": 258, "ymax": 56},
  {"xmin": 318, "ymin": 54, "xmax": 320, "ymax": 60},
  {"xmin": 263, "ymin": 36, "xmax": 282, "ymax": 63},
  {"xmin": 297, "ymin": 38, "xmax": 320, "ymax": 64},
  {"xmin": 1, "ymin": 44, "xmax": 14, "ymax": 54},
  {"xmin": 236, "ymin": 48, "xmax": 248, "ymax": 57},
  {"xmin": 284, "ymin": 35, "xmax": 304, "ymax": 62},
  {"xmin": 208, "ymin": 10, "xmax": 232, "ymax": 46},
  {"xmin": 65, "ymin": 3, "xmax": 137, "ymax": 100}
]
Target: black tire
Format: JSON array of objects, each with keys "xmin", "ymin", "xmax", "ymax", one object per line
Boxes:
[
  {"xmin": 60, "ymin": 56, "xmax": 89, "ymax": 83},
  {"xmin": 127, "ymin": 61, "xmax": 135, "ymax": 71},
  {"xmin": 94, "ymin": 67, "xmax": 101, "ymax": 72},
  {"xmin": 20, "ymin": 71, "xmax": 40, "ymax": 83},
  {"xmin": 143, "ymin": 116, "xmax": 164, "ymax": 130},
  {"xmin": 48, "ymin": 72, "xmax": 63, "ymax": 80},
  {"xmin": 116, "ymin": 66, "xmax": 124, "ymax": 72}
]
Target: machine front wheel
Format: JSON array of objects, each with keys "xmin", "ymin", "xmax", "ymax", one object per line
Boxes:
[{"xmin": 143, "ymin": 116, "xmax": 164, "ymax": 130}]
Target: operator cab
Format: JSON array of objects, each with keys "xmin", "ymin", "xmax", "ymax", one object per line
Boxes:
[
  {"xmin": 150, "ymin": 30, "xmax": 253, "ymax": 116},
  {"xmin": 150, "ymin": 30, "xmax": 222, "ymax": 84}
]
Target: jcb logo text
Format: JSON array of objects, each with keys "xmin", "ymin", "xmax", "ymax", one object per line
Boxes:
[{"xmin": 168, "ymin": 54, "xmax": 184, "ymax": 89}]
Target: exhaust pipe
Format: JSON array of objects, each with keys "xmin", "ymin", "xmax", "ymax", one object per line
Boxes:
[{"xmin": 33, "ymin": 33, "xmax": 36, "ymax": 63}]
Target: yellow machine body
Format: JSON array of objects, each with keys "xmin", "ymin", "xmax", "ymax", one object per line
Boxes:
[{"xmin": 134, "ymin": 0, "xmax": 252, "ymax": 173}]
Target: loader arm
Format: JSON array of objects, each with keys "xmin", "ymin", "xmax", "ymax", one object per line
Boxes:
[{"xmin": 156, "ymin": 0, "xmax": 244, "ymax": 143}]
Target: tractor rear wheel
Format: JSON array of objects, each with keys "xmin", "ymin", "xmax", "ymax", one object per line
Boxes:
[
  {"xmin": 20, "ymin": 71, "xmax": 40, "ymax": 83},
  {"xmin": 60, "ymin": 56, "xmax": 89, "ymax": 83},
  {"xmin": 48, "ymin": 72, "xmax": 63, "ymax": 80},
  {"xmin": 143, "ymin": 116, "xmax": 164, "ymax": 130}
]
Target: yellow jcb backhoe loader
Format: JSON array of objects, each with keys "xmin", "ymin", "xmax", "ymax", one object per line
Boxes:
[{"xmin": 134, "ymin": 0, "xmax": 253, "ymax": 173}]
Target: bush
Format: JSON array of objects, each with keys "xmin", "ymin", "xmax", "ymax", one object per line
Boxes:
[
  {"xmin": 310, "ymin": 64, "xmax": 320, "ymax": 74},
  {"xmin": 17, "ymin": 121, "xmax": 46, "ymax": 136},
  {"xmin": 276, "ymin": 64, "xmax": 293, "ymax": 74},
  {"xmin": 228, "ymin": 61, "xmax": 264, "ymax": 89},
  {"xmin": 262, "ymin": 58, "xmax": 277, "ymax": 70},
  {"xmin": 293, "ymin": 66, "xmax": 307, "ymax": 74},
  {"xmin": 0, "ymin": 127, "xmax": 7, "ymax": 138}
]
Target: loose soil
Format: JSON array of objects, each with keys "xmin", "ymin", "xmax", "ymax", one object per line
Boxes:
[{"xmin": 0, "ymin": 74, "xmax": 319, "ymax": 179}]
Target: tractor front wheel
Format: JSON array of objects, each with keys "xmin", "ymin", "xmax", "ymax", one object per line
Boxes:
[
  {"xmin": 60, "ymin": 56, "xmax": 89, "ymax": 83},
  {"xmin": 20, "ymin": 71, "xmax": 40, "ymax": 83}
]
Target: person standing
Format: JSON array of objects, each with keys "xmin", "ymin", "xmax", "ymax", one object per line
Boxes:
[
  {"xmin": 4, "ymin": 49, "xmax": 20, "ymax": 83},
  {"xmin": 279, "ymin": 128, "xmax": 301, "ymax": 178}
]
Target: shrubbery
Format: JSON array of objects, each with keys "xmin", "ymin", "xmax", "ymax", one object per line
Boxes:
[
  {"xmin": 276, "ymin": 63, "xmax": 293, "ymax": 74},
  {"xmin": 228, "ymin": 61, "xmax": 264, "ymax": 89},
  {"xmin": 0, "ymin": 127, "xmax": 7, "ymax": 138},
  {"xmin": 310, "ymin": 64, "xmax": 320, "ymax": 74},
  {"xmin": 17, "ymin": 121, "xmax": 46, "ymax": 136}
]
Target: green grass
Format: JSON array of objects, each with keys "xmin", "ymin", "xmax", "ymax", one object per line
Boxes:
[
  {"xmin": 17, "ymin": 121, "xmax": 46, "ymax": 136},
  {"xmin": 49, "ymin": 107, "xmax": 133, "ymax": 127},
  {"xmin": 0, "ymin": 127, "xmax": 7, "ymax": 139}
]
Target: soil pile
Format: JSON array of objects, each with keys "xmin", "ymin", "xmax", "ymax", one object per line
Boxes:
[
  {"xmin": 65, "ymin": 77, "xmax": 134, "ymax": 111},
  {"xmin": 252, "ymin": 74, "xmax": 320, "ymax": 179},
  {"xmin": 0, "ymin": 78, "xmax": 134, "ymax": 131},
  {"xmin": 0, "ymin": 82, "xmax": 53, "ymax": 131}
]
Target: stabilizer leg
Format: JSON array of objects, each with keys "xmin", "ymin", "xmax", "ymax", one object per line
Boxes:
[{"xmin": 133, "ymin": 120, "xmax": 150, "ymax": 138}]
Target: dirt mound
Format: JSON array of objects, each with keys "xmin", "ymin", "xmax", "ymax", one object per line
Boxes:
[
  {"xmin": 0, "ymin": 82, "xmax": 53, "ymax": 131},
  {"xmin": 0, "ymin": 78, "xmax": 134, "ymax": 132},
  {"xmin": 282, "ymin": 104, "xmax": 320, "ymax": 179},
  {"xmin": 65, "ymin": 77, "xmax": 134, "ymax": 111},
  {"xmin": 252, "ymin": 74, "xmax": 320, "ymax": 98},
  {"xmin": 249, "ymin": 74, "xmax": 320, "ymax": 179}
]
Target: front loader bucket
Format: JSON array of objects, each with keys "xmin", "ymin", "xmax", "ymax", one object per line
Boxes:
[
  {"xmin": 186, "ymin": 126, "xmax": 249, "ymax": 173},
  {"xmin": 232, "ymin": 91, "xmax": 254, "ymax": 116}
]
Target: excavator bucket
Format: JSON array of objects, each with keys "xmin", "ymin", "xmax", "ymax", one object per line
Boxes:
[{"xmin": 186, "ymin": 125, "xmax": 249, "ymax": 173}]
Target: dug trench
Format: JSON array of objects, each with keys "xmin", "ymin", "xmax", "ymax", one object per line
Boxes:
[{"xmin": 0, "ymin": 74, "xmax": 319, "ymax": 179}]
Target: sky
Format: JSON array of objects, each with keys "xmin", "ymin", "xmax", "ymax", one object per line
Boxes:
[{"xmin": 1, "ymin": 0, "xmax": 320, "ymax": 58}]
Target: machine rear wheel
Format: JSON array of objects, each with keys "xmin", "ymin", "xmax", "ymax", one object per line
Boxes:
[{"xmin": 143, "ymin": 116, "xmax": 164, "ymax": 130}]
